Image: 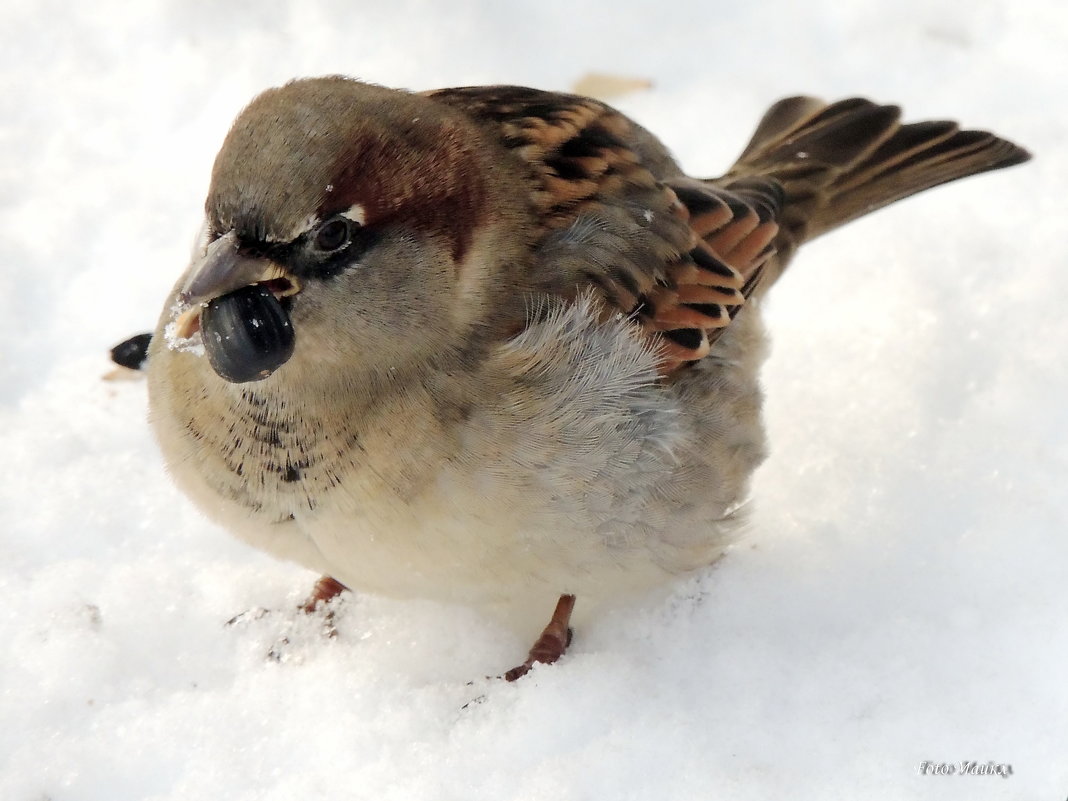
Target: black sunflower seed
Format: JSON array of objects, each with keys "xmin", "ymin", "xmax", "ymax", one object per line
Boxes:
[{"xmin": 201, "ymin": 285, "xmax": 295, "ymax": 383}]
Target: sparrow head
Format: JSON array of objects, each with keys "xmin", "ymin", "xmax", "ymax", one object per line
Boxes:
[{"xmin": 162, "ymin": 76, "xmax": 523, "ymax": 386}]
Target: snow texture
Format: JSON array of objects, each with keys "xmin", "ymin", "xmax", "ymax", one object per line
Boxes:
[{"xmin": 1, "ymin": 1, "xmax": 1065, "ymax": 799}]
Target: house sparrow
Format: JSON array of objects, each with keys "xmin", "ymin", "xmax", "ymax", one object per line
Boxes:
[{"xmin": 146, "ymin": 77, "xmax": 1028, "ymax": 680}]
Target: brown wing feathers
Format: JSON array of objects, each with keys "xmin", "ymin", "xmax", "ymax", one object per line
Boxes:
[
  {"xmin": 648, "ymin": 181, "xmax": 780, "ymax": 370},
  {"xmin": 430, "ymin": 86, "xmax": 780, "ymax": 373},
  {"xmin": 432, "ymin": 88, "xmax": 1028, "ymax": 374}
]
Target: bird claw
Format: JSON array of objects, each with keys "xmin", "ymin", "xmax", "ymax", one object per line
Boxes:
[
  {"xmin": 224, "ymin": 578, "xmax": 348, "ymax": 661},
  {"xmin": 224, "ymin": 606, "xmax": 271, "ymax": 627}
]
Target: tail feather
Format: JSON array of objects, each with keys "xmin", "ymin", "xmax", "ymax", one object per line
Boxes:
[
  {"xmin": 828, "ymin": 126, "xmax": 1030, "ymax": 232},
  {"xmin": 722, "ymin": 96, "xmax": 1030, "ymax": 287}
]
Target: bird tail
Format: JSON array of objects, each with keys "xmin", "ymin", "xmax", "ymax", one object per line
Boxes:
[{"xmin": 722, "ymin": 96, "xmax": 1030, "ymax": 287}]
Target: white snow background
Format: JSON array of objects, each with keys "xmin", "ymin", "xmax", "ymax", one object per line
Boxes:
[{"xmin": 1, "ymin": 1, "xmax": 1065, "ymax": 799}]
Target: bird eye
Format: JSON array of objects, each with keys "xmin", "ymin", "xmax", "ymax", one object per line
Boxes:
[{"xmin": 313, "ymin": 218, "xmax": 352, "ymax": 252}]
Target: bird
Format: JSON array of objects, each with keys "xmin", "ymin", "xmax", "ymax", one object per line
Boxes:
[{"xmin": 145, "ymin": 76, "xmax": 1029, "ymax": 680}]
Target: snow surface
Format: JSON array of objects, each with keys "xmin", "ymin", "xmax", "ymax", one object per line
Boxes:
[{"xmin": 1, "ymin": 1, "xmax": 1065, "ymax": 799}]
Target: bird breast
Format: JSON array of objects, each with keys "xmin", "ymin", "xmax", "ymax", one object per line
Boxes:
[{"xmin": 149, "ymin": 294, "xmax": 767, "ymax": 612}]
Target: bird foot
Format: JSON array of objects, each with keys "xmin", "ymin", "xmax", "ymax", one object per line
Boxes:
[
  {"xmin": 504, "ymin": 594, "xmax": 576, "ymax": 681},
  {"xmin": 299, "ymin": 575, "xmax": 349, "ymax": 614},
  {"xmin": 298, "ymin": 575, "xmax": 349, "ymax": 638},
  {"xmin": 225, "ymin": 577, "xmax": 348, "ymax": 661}
]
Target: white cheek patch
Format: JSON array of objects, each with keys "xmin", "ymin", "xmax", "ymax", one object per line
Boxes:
[
  {"xmin": 293, "ymin": 203, "xmax": 366, "ymax": 239},
  {"xmin": 341, "ymin": 203, "xmax": 366, "ymax": 226}
]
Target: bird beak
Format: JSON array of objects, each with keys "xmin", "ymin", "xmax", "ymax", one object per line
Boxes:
[{"xmin": 172, "ymin": 231, "xmax": 302, "ymax": 338}]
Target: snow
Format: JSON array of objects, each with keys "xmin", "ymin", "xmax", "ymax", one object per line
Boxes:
[{"xmin": 1, "ymin": 0, "xmax": 1065, "ymax": 798}]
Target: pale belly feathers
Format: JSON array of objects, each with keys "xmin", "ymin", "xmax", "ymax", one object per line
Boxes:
[{"xmin": 148, "ymin": 296, "xmax": 768, "ymax": 628}]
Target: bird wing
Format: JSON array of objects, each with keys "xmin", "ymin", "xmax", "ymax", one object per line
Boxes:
[{"xmin": 428, "ymin": 85, "xmax": 780, "ymax": 374}]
